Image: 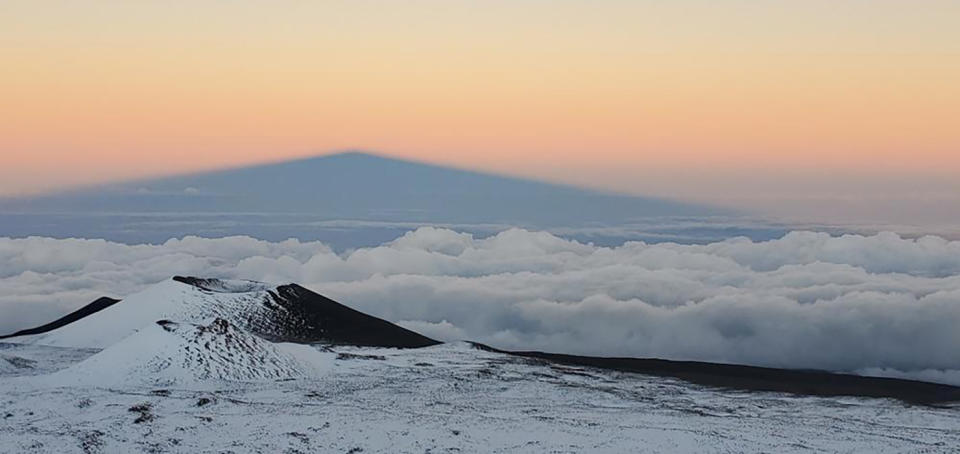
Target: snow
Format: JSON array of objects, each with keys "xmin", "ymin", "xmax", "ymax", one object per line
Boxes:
[
  {"xmin": 0, "ymin": 343, "xmax": 97, "ymax": 377},
  {"xmin": 44, "ymin": 318, "xmax": 333, "ymax": 387},
  {"xmin": 13, "ymin": 279, "xmax": 285, "ymax": 349},
  {"xmin": 1, "ymin": 341, "xmax": 959, "ymax": 453},
  {"xmin": 2, "ymin": 278, "xmax": 958, "ymax": 452}
]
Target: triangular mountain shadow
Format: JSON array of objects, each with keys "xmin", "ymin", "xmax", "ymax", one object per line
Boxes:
[{"xmin": 0, "ymin": 151, "xmax": 724, "ymax": 225}]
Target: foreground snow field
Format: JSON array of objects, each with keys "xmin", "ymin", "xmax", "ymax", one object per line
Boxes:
[
  {"xmin": 2, "ymin": 341, "xmax": 959, "ymax": 453},
  {"xmin": 2, "ymin": 277, "xmax": 959, "ymax": 453}
]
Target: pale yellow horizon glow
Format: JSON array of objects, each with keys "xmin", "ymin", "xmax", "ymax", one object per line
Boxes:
[{"xmin": 1, "ymin": 1, "xmax": 959, "ymax": 222}]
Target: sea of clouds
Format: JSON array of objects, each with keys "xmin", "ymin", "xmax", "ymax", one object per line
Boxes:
[{"xmin": 2, "ymin": 227, "xmax": 960, "ymax": 384}]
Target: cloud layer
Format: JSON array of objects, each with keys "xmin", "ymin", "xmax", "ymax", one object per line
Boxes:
[{"xmin": 2, "ymin": 228, "xmax": 960, "ymax": 383}]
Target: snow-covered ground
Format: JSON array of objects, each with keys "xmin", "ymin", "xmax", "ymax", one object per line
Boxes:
[
  {"xmin": 3, "ymin": 277, "xmax": 959, "ymax": 453},
  {"xmin": 2, "ymin": 341, "xmax": 959, "ymax": 453},
  {"xmin": 43, "ymin": 318, "xmax": 333, "ymax": 387}
]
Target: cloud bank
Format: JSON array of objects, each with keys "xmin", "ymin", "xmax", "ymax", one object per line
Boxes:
[{"xmin": 2, "ymin": 228, "xmax": 960, "ymax": 384}]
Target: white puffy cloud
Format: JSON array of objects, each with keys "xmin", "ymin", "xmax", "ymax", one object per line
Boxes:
[{"xmin": 2, "ymin": 228, "xmax": 960, "ymax": 383}]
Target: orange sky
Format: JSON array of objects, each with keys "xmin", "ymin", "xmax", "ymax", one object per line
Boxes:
[{"xmin": 1, "ymin": 1, "xmax": 958, "ymax": 222}]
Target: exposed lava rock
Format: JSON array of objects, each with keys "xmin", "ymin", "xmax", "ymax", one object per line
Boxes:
[
  {"xmin": 0, "ymin": 297, "xmax": 120, "ymax": 340},
  {"xmin": 171, "ymin": 276, "xmax": 440, "ymax": 348},
  {"xmin": 472, "ymin": 343, "xmax": 960, "ymax": 405},
  {"xmin": 259, "ymin": 282, "xmax": 440, "ymax": 348}
]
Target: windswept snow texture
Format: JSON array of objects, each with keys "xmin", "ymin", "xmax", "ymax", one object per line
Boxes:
[
  {"xmin": 49, "ymin": 318, "xmax": 330, "ymax": 386},
  {"xmin": 3, "ymin": 228, "xmax": 960, "ymax": 383},
  {"xmin": 1, "ymin": 341, "xmax": 959, "ymax": 453},
  {"xmin": 12, "ymin": 277, "xmax": 437, "ymax": 349}
]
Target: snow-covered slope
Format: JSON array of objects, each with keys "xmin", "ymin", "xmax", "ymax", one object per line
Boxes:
[
  {"xmin": 15, "ymin": 278, "xmax": 266, "ymax": 348},
  {"xmin": 1, "ymin": 276, "xmax": 959, "ymax": 452},
  {"xmin": 15, "ymin": 276, "xmax": 438, "ymax": 349},
  {"xmin": 2, "ymin": 341, "xmax": 959, "ymax": 453},
  {"xmin": 48, "ymin": 318, "xmax": 331, "ymax": 387},
  {"xmin": 0, "ymin": 354, "xmax": 34, "ymax": 375}
]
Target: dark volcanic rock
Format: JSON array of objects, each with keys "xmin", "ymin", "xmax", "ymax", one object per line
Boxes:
[
  {"xmin": 472, "ymin": 343, "xmax": 960, "ymax": 405},
  {"xmin": 0, "ymin": 297, "xmax": 120, "ymax": 340},
  {"xmin": 264, "ymin": 283, "xmax": 439, "ymax": 348},
  {"xmin": 175, "ymin": 276, "xmax": 440, "ymax": 348}
]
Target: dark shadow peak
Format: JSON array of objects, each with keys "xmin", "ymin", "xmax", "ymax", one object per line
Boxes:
[{"xmin": 0, "ymin": 150, "xmax": 725, "ymax": 224}]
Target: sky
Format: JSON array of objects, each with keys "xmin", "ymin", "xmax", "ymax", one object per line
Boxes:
[{"xmin": 2, "ymin": 1, "xmax": 959, "ymax": 223}]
